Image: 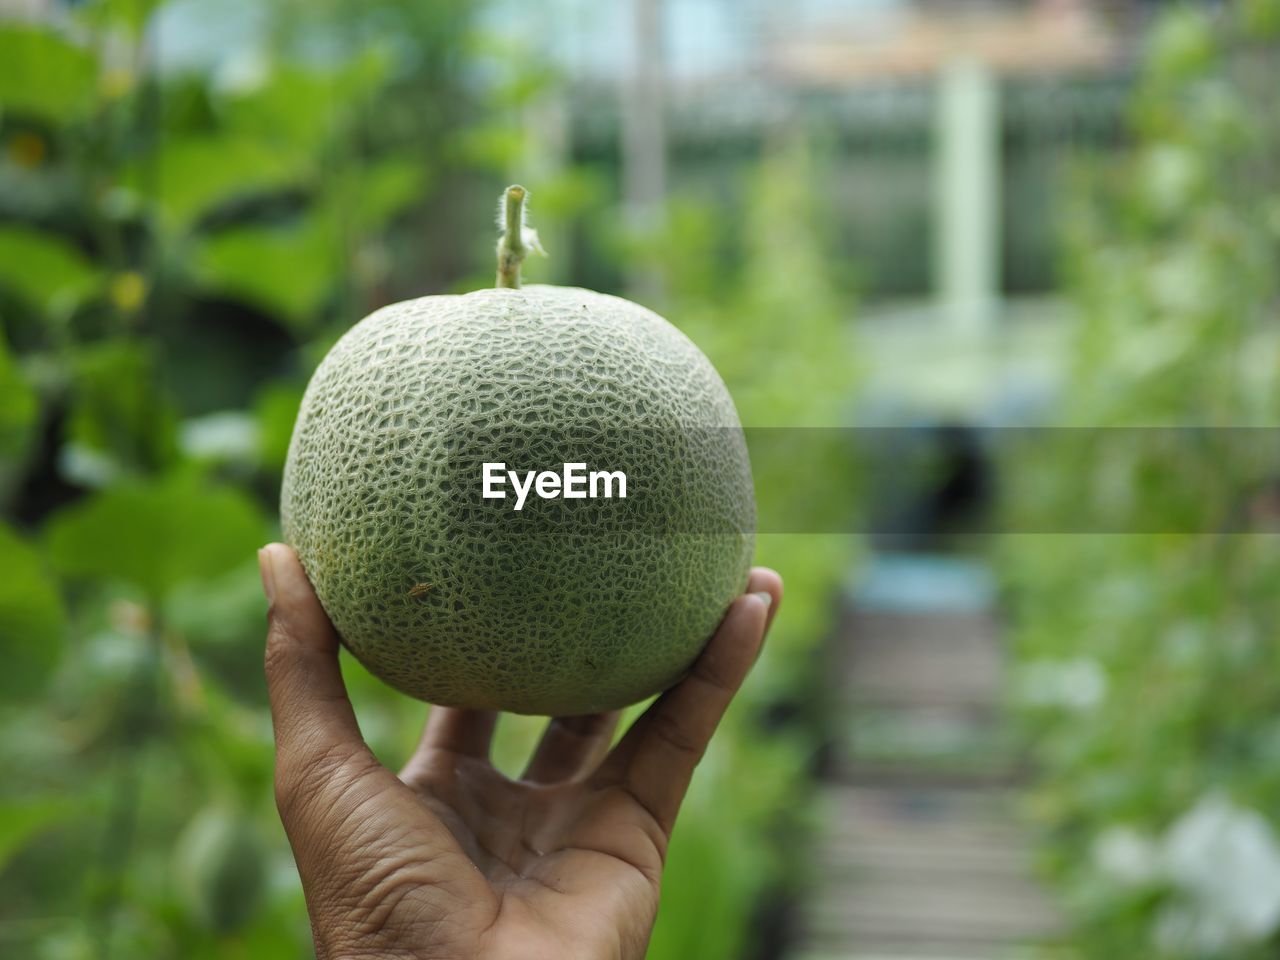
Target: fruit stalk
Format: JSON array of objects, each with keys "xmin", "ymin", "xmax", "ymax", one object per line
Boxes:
[{"xmin": 496, "ymin": 184, "xmax": 530, "ymax": 289}]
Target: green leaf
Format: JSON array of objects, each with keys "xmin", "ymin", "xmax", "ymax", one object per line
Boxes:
[
  {"xmin": 1244, "ymin": 0, "xmax": 1280, "ymax": 38},
  {"xmin": 0, "ymin": 796, "xmax": 75, "ymax": 870},
  {"xmin": 0, "ymin": 26, "xmax": 97, "ymax": 121},
  {"xmin": 75, "ymin": 0, "xmax": 166, "ymax": 37},
  {"xmin": 193, "ymin": 160, "xmax": 428, "ymax": 326},
  {"xmin": 253, "ymin": 381, "xmax": 304, "ymax": 472},
  {"xmin": 173, "ymin": 807, "xmax": 267, "ymax": 933},
  {"xmin": 126, "ymin": 137, "xmax": 310, "ymax": 234},
  {"xmin": 325, "ymin": 159, "xmax": 428, "ymax": 235},
  {"xmin": 0, "ymin": 522, "xmax": 67, "ymax": 700},
  {"xmin": 0, "ymin": 334, "xmax": 38, "ymax": 469},
  {"xmin": 0, "ymin": 225, "xmax": 101, "ymax": 316},
  {"xmin": 164, "ymin": 562, "xmax": 266, "ymax": 650},
  {"xmin": 63, "ymin": 340, "xmax": 179, "ymax": 479},
  {"xmin": 44, "ymin": 475, "xmax": 269, "ymax": 600},
  {"xmin": 1145, "ymin": 7, "xmax": 1218, "ymax": 83},
  {"xmin": 220, "ymin": 67, "xmax": 343, "ymax": 152},
  {"xmin": 193, "ymin": 217, "xmax": 336, "ymax": 328},
  {"xmin": 220, "ymin": 51, "xmax": 392, "ymax": 151}
]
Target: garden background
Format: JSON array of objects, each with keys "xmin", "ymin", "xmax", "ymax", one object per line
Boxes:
[{"xmin": 2, "ymin": 1, "xmax": 1279, "ymax": 958}]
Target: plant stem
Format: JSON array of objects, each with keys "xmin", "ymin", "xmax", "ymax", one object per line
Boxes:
[{"xmin": 496, "ymin": 184, "xmax": 529, "ymax": 289}]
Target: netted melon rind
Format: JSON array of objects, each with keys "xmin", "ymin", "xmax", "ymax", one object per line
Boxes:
[{"xmin": 281, "ymin": 285, "xmax": 755, "ymax": 716}]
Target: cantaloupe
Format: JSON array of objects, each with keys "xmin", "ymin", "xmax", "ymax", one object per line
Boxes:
[{"xmin": 281, "ymin": 187, "xmax": 754, "ymax": 715}]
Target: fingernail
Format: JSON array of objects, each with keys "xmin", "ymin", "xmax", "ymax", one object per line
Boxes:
[
  {"xmin": 751, "ymin": 591, "xmax": 772, "ymax": 608},
  {"xmin": 258, "ymin": 547, "xmax": 277, "ymax": 605}
]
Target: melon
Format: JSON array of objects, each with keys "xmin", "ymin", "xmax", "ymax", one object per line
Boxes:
[{"xmin": 281, "ymin": 186, "xmax": 754, "ymax": 715}]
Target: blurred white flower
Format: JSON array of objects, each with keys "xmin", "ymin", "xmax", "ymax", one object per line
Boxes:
[
  {"xmin": 215, "ymin": 46, "xmax": 271, "ymax": 96},
  {"xmin": 1159, "ymin": 794, "xmax": 1280, "ymax": 949},
  {"xmin": 1142, "ymin": 144, "xmax": 1202, "ymax": 219},
  {"xmin": 1013, "ymin": 657, "xmax": 1107, "ymax": 711},
  {"xmin": 58, "ymin": 442, "xmax": 123, "ymax": 489},
  {"xmin": 181, "ymin": 412, "xmax": 260, "ymax": 462},
  {"xmin": 1154, "ymin": 901, "xmax": 1236, "ymax": 956},
  {"xmin": 1162, "ymin": 620, "xmax": 1207, "ymax": 665},
  {"xmin": 1092, "ymin": 825, "xmax": 1161, "ymax": 887},
  {"xmin": 1148, "ymin": 247, "xmax": 1215, "ymax": 316}
]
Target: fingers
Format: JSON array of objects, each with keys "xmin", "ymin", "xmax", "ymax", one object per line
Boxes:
[
  {"xmin": 260, "ymin": 544, "xmax": 498, "ymax": 920},
  {"xmin": 422, "ymin": 707, "xmax": 499, "ymax": 758},
  {"xmin": 522, "ymin": 712, "xmax": 622, "ymax": 784},
  {"xmin": 400, "ymin": 707, "xmax": 498, "ymax": 782},
  {"xmin": 260, "ymin": 543, "xmax": 374, "ymax": 803},
  {"xmin": 747, "ymin": 567, "xmax": 783, "ymax": 638},
  {"xmin": 597, "ymin": 568, "xmax": 783, "ymax": 834}
]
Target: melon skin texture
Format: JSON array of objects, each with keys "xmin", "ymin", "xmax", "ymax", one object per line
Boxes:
[{"xmin": 281, "ymin": 285, "xmax": 755, "ymax": 716}]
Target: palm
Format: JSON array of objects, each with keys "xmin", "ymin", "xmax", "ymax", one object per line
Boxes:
[
  {"xmin": 403, "ymin": 750, "xmax": 663, "ymax": 958},
  {"xmin": 260, "ymin": 542, "xmax": 780, "ymax": 960}
]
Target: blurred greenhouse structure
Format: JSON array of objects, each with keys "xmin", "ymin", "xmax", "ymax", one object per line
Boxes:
[
  {"xmin": 3, "ymin": 0, "xmax": 1280, "ymax": 958},
  {"xmin": 503, "ymin": 0, "xmax": 1149, "ymax": 413}
]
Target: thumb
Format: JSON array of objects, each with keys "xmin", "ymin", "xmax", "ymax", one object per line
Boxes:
[{"xmin": 260, "ymin": 543, "xmax": 373, "ymax": 816}]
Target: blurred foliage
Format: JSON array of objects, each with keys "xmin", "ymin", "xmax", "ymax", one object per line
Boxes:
[
  {"xmin": 1001, "ymin": 2, "xmax": 1280, "ymax": 957},
  {"xmin": 0, "ymin": 2, "xmax": 854, "ymax": 959},
  {"xmin": 0, "ymin": 0, "xmax": 517, "ymax": 956},
  {"xmin": 641, "ymin": 137, "xmax": 859, "ymax": 957}
]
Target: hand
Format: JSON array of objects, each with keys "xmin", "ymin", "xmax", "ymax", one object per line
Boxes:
[{"xmin": 258, "ymin": 543, "xmax": 782, "ymax": 960}]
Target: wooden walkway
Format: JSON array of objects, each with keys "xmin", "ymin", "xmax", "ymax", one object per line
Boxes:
[{"xmin": 793, "ymin": 555, "xmax": 1063, "ymax": 960}]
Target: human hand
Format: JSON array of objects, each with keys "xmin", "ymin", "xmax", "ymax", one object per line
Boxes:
[{"xmin": 258, "ymin": 543, "xmax": 782, "ymax": 960}]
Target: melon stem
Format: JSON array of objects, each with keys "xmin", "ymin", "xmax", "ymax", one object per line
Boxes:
[{"xmin": 496, "ymin": 184, "xmax": 530, "ymax": 289}]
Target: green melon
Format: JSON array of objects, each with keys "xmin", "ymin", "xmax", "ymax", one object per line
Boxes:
[{"xmin": 281, "ymin": 187, "xmax": 754, "ymax": 715}]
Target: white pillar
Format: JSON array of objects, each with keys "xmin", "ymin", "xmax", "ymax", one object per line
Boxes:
[
  {"xmin": 934, "ymin": 56, "xmax": 1000, "ymax": 339},
  {"xmin": 620, "ymin": 0, "xmax": 666, "ymax": 300}
]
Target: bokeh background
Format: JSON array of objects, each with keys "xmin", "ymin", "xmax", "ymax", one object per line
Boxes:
[{"xmin": 2, "ymin": 0, "xmax": 1280, "ymax": 957}]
